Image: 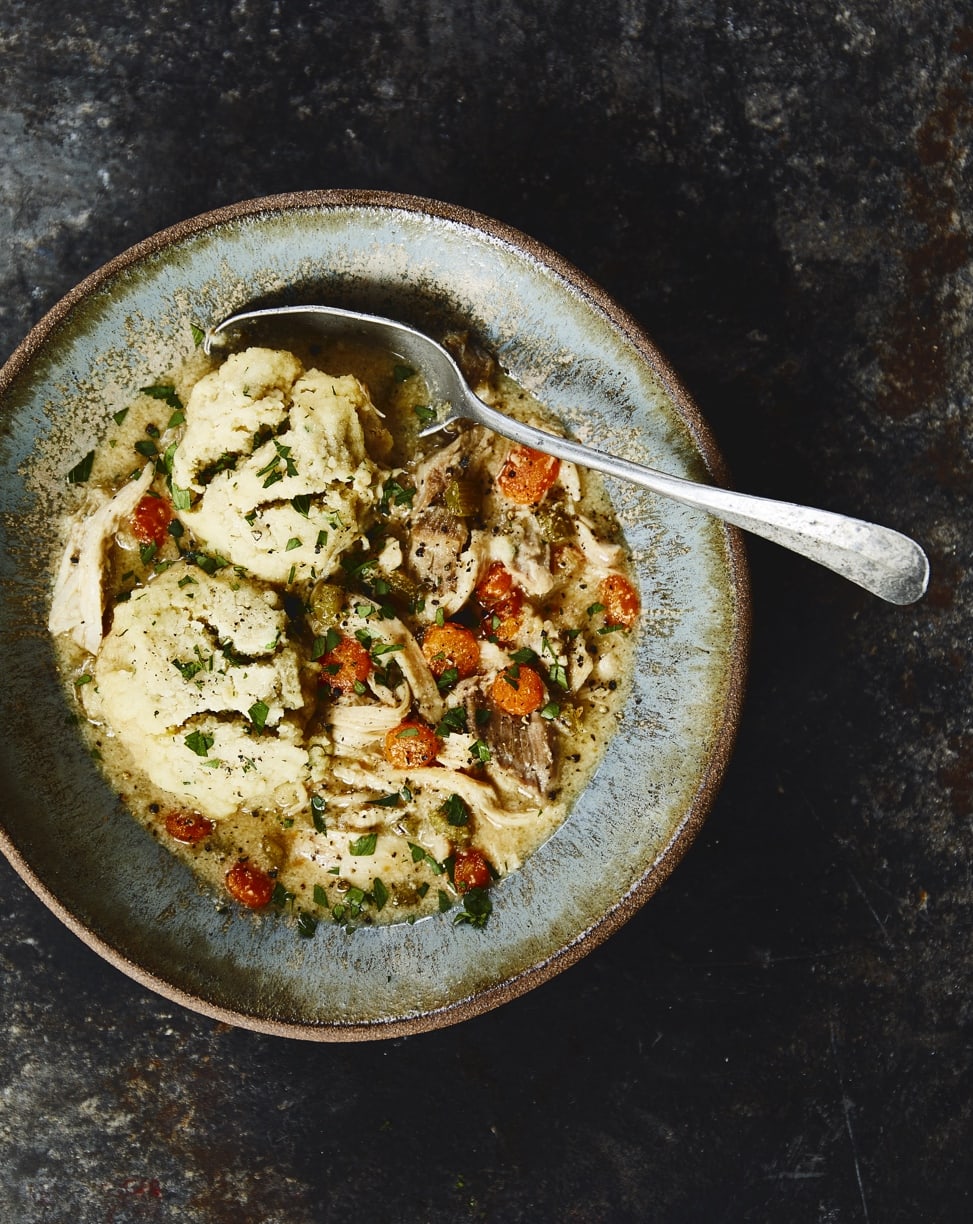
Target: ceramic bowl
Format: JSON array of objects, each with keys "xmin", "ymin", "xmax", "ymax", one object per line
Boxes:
[{"xmin": 0, "ymin": 191, "xmax": 748, "ymax": 1039}]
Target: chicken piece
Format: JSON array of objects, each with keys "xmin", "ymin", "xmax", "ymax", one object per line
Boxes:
[
  {"xmin": 406, "ymin": 506, "xmax": 471, "ymax": 596},
  {"xmin": 48, "ymin": 463, "xmax": 154, "ymax": 655},
  {"xmin": 412, "ymin": 427, "xmax": 484, "ymax": 512},
  {"xmin": 485, "ymin": 710, "xmax": 555, "ymax": 796}
]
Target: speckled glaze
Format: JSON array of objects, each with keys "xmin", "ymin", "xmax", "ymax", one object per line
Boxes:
[{"xmin": 0, "ymin": 191, "xmax": 748, "ymax": 1039}]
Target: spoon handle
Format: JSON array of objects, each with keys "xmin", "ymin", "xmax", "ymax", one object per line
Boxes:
[{"xmin": 451, "ymin": 396, "xmax": 930, "ymax": 605}]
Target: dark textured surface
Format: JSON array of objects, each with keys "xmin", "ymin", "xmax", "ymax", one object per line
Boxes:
[{"xmin": 0, "ymin": 2, "xmax": 970, "ymax": 1220}]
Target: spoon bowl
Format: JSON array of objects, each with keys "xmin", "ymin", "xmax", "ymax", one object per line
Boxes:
[{"xmin": 208, "ymin": 304, "xmax": 930, "ymax": 606}]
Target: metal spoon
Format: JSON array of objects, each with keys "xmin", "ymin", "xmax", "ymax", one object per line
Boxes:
[{"xmin": 206, "ymin": 305, "xmax": 929, "ymax": 605}]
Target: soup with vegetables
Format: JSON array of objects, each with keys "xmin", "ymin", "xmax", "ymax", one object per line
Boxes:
[{"xmin": 48, "ymin": 329, "xmax": 640, "ymax": 933}]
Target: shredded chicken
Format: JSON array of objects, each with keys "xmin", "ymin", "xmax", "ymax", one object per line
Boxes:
[
  {"xmin": 48, "ymin": 463, "xmax": 154, "ymax": 655},
  {"xmin": 328, "ymin": 686, "xmax": 410, "ymax": 751},
  {"xmin": 576, "ymin": 517, "xmax": 625, "ymax": 571},
  {"xmin": 505, "ymin": 512, "xmax": 555, "ymax": 598},
  {"xmin": 412, "ymin": 429, "xmax": 482, "ymax": 511},
  {"xmin": 333, "ymin": 760, "xmax": 537, "ymax": 828},
  {"xmin": 367, "ymin": 614, "xmax": 444, "ymax": 724}
]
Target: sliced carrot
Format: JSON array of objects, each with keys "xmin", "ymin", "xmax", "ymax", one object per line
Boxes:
[
  {"xmin": 319, "ymin": 634, "xmax": 372, "ymax": 694},
  {"xmin": 481, "ymin": 591, "xmax": 524, "ymax": 645},
  {"xmin": 489, "ymin": 663, "xmax": 546, "ymax": 716},
  {"xmin": 131, "ymin": 494, "xmax": 173, "ymax": 548},
  {"xmin": 421, "ymin": 622, "xmax": 480, "ymax": 680},
  {"xmin": 164, "ymin": 809, "xmax": 215, "ymax": 845},
  {"xmin": 453, "ymin": 847, "xmax": 492, "ymax": 893},
  {"xmin": 225, "ymin": 860, "xmax": 274, "ymax": 909},
  {"xmin": 384, "ymin": 719, "xmax": 440, "ymax": 769},
  {"xmin": 598, "ymin": 573, "xmax": 640, "ymax": 629},
  {"xmin": 475, "ymin": 561, "xmax": 515, "ymax": 608},
  {"xmin": 496, "ymin": 445, "xmax": 560, "ymax": 505}
]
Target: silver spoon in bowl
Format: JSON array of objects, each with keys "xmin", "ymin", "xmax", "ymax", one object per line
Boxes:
[{"xmin": 205, "ymin": 305, "xmax": 929, "ymax": 605}]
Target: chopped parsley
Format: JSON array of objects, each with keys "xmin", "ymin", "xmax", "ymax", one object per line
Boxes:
[
  {"xmin": 510, "ymin": 647, "xmax": 538, "ymax": 665},
  {"xmin": 436, "ymin": 666, "xmax": 460, "ymax": 692},
  {"xmin": 193, "ymin": 552, "xmax": 229, "ymax": 575},
  {"xmin": 66, "ymin": 450, "xmax": 95, "ymax": 485},
  {"xmin": 379, "ymin": 477, "xmax": 416, "ymax": 513},
  {"xmin": 311, "ymin": 627, "xmax": 342, "ymax": 660},
  {"xmin": 349, "ymin": 832, "xmax": 378, "ymax": 856},
  {"xmin": 409, "ymin": 842, "xmax": 445, "ymax": 874},
  {"xmin": 454, "ymin": 887, "xmax": 492, "ymax": 929},
  {"xmin": 310, "ymin": 794, "xmax": 327, "ymax": 833},
  {"xmin": 373, "ymin": 791, "xmax": 403, "ymax": 808},
  {"xmin": 184, "ymin": 729, "xmax": 214, "ymax": 757},
  {"xmin": 442, "ymin": 793, "xmax": 470, "ymax": 827},
  {"xmin": 140, "ymin": 384, "xmax": 183, "ymax": 412},
  {"xmin": 542, "ymin": 634, "xmax": 569, "ymax": 688},
  {"xmin": 436, "ymin": 706, "xmax": 468, "ymax": 736},
  {"xmin": 469, "ymin": 739, "xmax": 492, "ymax": 765},
  {"xmin": 171, "ymin": 656, "xmax": 207, "ymax": 681},
  {"xmin": 171, "ymin": 483, "xmax": 192, "ymax": 511}
]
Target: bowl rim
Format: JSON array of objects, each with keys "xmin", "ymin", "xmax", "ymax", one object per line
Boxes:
[{"xmin": 0, "ymin": 190, "xmax": 750, "ymax": 1040}]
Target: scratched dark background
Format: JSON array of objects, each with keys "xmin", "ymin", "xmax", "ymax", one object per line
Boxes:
[{"xmin": 0, "ymin": 1, "xmax": 970, "ymax": 1220}]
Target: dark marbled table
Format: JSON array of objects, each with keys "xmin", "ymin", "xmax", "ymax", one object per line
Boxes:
[{"xmin": 1, "ymin": 2, "xmax": 970, "ymax": 1220}]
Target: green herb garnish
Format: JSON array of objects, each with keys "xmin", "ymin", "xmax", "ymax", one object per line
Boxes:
[
  {"xmin": 66, "ymin": 450, "xmax": 95, "ymax": 485},
  {"xmin": 170, "ymin": 483, "xmax": 191, "ymax": 510},
  {"xmin": 140, "ymin": 384, "xmax": 183, "ymax": 411},
  {"xmin": 454, "ymin": 887, "xmax": 492, "ymax": 929},
  {"xmin": 373, "ymin": 792, "xmax": 402, "ymax": 808},
  {"xmin": 442, "ymin": 793, "xmax": 469, "ymax": 827},
  {"xmin": 469, "ymin": 739, "xmax": 492, "ymax": 765},
  {"xmin": 310, "ymin": 794, "xmax": 327, "ymax": 833},
  {"xmin": 436, "ymin": 706, "xmax": 468, "ymax": 736},
  {"xmin": 184, "ymin": 729, "xmax": 214, "ymax": 757}
]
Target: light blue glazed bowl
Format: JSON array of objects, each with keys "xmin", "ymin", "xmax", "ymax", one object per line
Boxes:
[{"xmin": 0, "ymin": 192, "xmax": 748, "ymax": 1039}]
